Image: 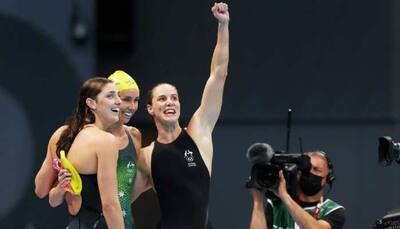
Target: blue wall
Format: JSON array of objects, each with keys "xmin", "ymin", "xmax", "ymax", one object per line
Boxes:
[{"xmin": 0, "ymin": 0, "xmax": 396, "ymax": 228}]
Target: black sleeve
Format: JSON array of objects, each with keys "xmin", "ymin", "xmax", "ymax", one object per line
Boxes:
[{"xmin": 320, "ymin": 208, "xmax": 346, "ymax": 229}]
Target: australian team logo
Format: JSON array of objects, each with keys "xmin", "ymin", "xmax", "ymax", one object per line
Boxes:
[
  {"xmin": 184, "ymin": 150, "xmax": 196, "ymax": 167},
  {"xmin": 127, "ymin": 161, "xmax": 135, "ymax": 170}
]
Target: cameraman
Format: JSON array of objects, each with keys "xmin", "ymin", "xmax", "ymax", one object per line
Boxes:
[{"xmin": 249, "ymin": 151, "xmax": 345, "ymax": 229}]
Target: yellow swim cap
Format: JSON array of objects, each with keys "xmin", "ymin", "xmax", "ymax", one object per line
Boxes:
[{"xmin": 108, "ymin": 70, "xmax": 139, "ymax": 92}]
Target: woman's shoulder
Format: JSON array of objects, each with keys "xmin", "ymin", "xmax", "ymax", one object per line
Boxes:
[
  {"xmin": 78, "ymin": 126, "xmax": 116, "ymax": 143},
  {"xmin": 124, "ymin": 125, "xmax": 141, "ymax": 137},
  {"xmin": 51, "ymin": 125, "xmax": 68, "ymax": 139},
  {"xmin": 48, "ymin": 125, "xmax": 68, "ymax": 157}
]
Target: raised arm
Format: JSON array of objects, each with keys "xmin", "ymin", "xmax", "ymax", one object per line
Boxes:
[
  {"xmin": 190, "ymin": 2, "xmax": 230, "ymax": 133},
  {"xmin": 275, "ymin": 171, "xmax": 331, "ymax": 229},
  {"xmin": 97, "ymin": 134, "xmax": 124, "ymax": 229},
  {"xmin": 279, "ymin": 195, "xmax": 331, "ymax": 229},
  {"xmin": 250, "ymin": 189, "xmax": 268, "ymax": 229}
]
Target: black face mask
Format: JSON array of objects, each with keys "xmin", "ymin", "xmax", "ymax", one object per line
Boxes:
[{"xmin": 299, "ymin": 172, "xmax": 323, "ymax": 196}]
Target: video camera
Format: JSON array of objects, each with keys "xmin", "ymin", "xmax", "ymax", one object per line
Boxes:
[
  {"xmin": 375, "ymin": 136, "xmax": 400, "ymax": 228},
  {"xmin": 246, "ymin": 142, "xmax": 311, "ymax": 195},
  {"xmin": 376, "ymin": 208, "xmax": 400, "ymax": 229},
  {"xmin": 378, "ymin": 136, "xmax": 400, "ymax": 166}
]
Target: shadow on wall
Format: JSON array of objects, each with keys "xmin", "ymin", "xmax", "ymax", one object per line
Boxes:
[{"xmin": 0, "ymin": 12, "xmax": 82, "ymax": 228}]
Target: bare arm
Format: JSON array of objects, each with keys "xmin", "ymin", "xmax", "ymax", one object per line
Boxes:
[
  {"xmin": 47, "ymin": 169, "xmax": 82, "ymax": 215},
  {"xmin": 280, "ymin": 195, "xmax": 331, "ymax": 229},
  {"xmin": 48, "ymin": 169, "xmax": 71, "ymax": 207},
  {"xmin": 250, "ymin": 189, "xmax": 268, "ymax": 229},
  {"xmin": 97, "ymin": 134, "xmax": 124, "ymax": 229},
  {"xmin": 131, "ymin": 167, "xmax": 151, "ymax": 202},
  {"xmin": 190, "ymin": 2, "xmax": 230, "ymax": 134},
  {"xmin": 34, "ymin": 126, "xmax": 66, "ymax": 198},
  {"xmin": 35, "ymin": 150, "xmax": 56, "ymax": 198},
  {"xmin": 65, "ymin": 192, "xmax": 82, "ymax": 216},
  {"xmin": 128, "ymin": 127, "xmax": 151, "ymax": 202},
  {"xmin": 276, "ymin": 172, "xmax": 331, "ymax": 229}
]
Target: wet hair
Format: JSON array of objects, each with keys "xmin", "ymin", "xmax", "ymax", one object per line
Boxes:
[
  {"xmin": 56, "ymin": 77, "xmax": 112, "ymax": 156},
  {"xmin": 146, "ymin": 83, "xmax": 178, "ymax": 106}
]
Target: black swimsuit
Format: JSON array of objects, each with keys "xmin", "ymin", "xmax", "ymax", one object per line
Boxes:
[
  {"xmin": 151, "ymin": 130, "xmax": 213, "ymax": 229},
  {"xmin": 66, "ymin": 174, "xmax": 107, "ymax": 229}
]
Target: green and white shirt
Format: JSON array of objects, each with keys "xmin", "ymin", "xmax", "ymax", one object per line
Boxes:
[{"xmin": 265, "ymin": 198, "xmax": 345, "ymax": 229}]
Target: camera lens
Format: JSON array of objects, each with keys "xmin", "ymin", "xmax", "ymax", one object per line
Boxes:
[{"xmin": 251, "ymin": 164, "xmax": 280, "ymax": 189}]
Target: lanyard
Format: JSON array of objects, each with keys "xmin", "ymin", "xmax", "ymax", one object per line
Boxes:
[
  {"xmin": 295, "ymin": 197, "xmax": 324, "ymax": 228},
  {"xmin": 312, "ymin": 197, "xmax": 323, "ymax": 219}
]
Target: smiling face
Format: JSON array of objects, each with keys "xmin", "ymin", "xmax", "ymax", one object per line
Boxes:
[
  {"xmin": 147, "ymin": 83, "xmax": 180, "ymax": 125},
  {"xmin": 87, "ymin": 82, "xmax": 121, "ymax": 126},
  {"xmin": 118, "ymin": 88, "xmax": 140, "ymax": 124}
]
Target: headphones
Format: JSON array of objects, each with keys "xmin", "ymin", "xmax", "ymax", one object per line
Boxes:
[{"xmin": 315, "ymin": 150, "xmax": 336, "ymax": 186}]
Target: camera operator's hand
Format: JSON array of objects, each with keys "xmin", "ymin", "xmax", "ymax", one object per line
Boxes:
[
  {"xmin": 250, "ymin": 188, "xmax": 264, "ymax": 203},
  {"xmin": 272, "ymin": 170, "xmax": 333, "ymax": 229},
  {"xmin": 270, "ymin": 170, "xmax": 290, "ymax": 200}
]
